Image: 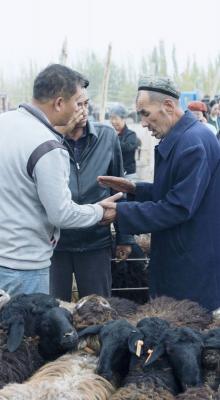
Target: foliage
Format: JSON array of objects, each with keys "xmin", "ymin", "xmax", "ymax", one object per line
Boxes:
[{"xmin": 1, "ymin": 41, "xmax": 220, "ymax": 109}]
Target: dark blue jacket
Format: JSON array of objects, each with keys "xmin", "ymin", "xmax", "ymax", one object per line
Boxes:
[
  {"xmin": 56, "ymin": 121, "xmax": 133, "ymax": 252},
  {"xmin": 117, "ymin": 111, "xmax": 220, "ymax": 311}
]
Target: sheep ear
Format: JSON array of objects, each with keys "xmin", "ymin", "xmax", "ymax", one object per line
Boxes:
[
  {"xmin": 128, "ymin": 331, "xmax": 144, "ymax": 354},
  {"xmin": 78, "ymin": 325, "xmax": 103, "ymax": 337},
  {"xmin": 144, "ymin": 343, "xmax": 165, "ymax": 368},
  {"xmin": 7, "ymin": 320, "xmax": 25, "ymax": 352}
]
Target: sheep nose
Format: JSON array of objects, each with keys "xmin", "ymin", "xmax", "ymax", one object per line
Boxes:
[
  {"xmin": 63, "ymin": 331, "xmax": 75, "ymax": 337},
  {"xmin": 61, "ymin": 331, "xmax": 78, "ymax": 350}
]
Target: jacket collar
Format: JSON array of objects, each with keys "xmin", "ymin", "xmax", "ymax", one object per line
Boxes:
[
  {"xmin": 86, "ymin": 120, "xmax": 98, "ymax": 138},
  {"xmin": 157, "ymin": 110, "xmax": 197, "ymax": 160}
]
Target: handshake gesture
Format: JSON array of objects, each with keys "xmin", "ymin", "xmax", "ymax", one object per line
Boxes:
[{"xmin": 97, "ymin": 176, "xmax": 136, "ymax": 225}]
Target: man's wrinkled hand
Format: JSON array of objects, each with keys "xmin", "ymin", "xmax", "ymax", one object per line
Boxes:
[
  {"xmin": 98, "ymin": 192, "xmax": 122, "ymax": 225},
  {"xmin": 98, "ymin": 192, "xmax": 123, "ymax": 209},
  {"xmin": 116, "ymin": 245, "xmax": 132, "ymax": 260},
  {"xmin": 100, "ymin": 208, "xmax": 117, "ymax": 225},
  {"xmin": 97, "ymin": 176, "xmax": 136, "ymax": 194}
]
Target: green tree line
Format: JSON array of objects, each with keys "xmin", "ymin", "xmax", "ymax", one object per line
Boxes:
[{"xmin": 1, "ymin": 41, "xmax": 220, "ymax": 108}]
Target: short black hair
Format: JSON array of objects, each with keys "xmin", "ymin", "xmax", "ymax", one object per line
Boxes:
[{"xmin": 33, "ymin": 64, "xmax": 89, "ymax": 102}]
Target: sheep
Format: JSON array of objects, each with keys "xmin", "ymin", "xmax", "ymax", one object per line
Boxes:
[
  {"xmin": 78, "ymin": 319, "xmax": 137, "ymax": 386},
  {"xmin": 140, "ymin": 321, "xmax": 203, "ymax": 392},
  {"xmin": 110, "ymin": 383, "xmax": 175, "ymax": 400},
  {"xmin": 126, "ymin": 317, "xmax": 180, "ymax": 395},
  {"xmin": 175, "ymin": 385, "xmax": 216, "ymax": 399},
  {"xmin": 129, "ymin": 296, "xmax": 212, "ymax": 329},
  {"xmin": 107, "ymin": 297, "xmax": 139, "ymax": 319},
  {"xmin": 0, "ymin": 351, "xmax": 115, "ymax": 400},
  {"xmin": 58, "ymin": 299, "xmax": 76, "ymax": 313},
  {"xmin": 72, "ymin": 295, "xmax": 121, "ymax": 354},
  {"xmin": 72, "ymin": 295, "xmax": 119, "ymax": 330},
  {"xmin": 0, "ymin": 293, "xmax": 78, "ymax": 359},
  {"xmin": 73, "ymin": 294, "xmax": 140, "ymax": 332},
  {"xmin": 0, "ymin": 329, "xmax": 44, "ymax": 389},
  {"xmin": 144, "ymin": 326, "xmax": 204, "ymax": 391},
  {"xmin": 37, "ymin": 307, "xmax": 78, "ymax": 360},
  {"xmin": 201, "ymin": 327, "xmax": 220, "ymax": 390}
]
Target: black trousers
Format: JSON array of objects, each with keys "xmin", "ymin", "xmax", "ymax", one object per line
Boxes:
[{"xmin": 50, "ymin": 247, "xmax": 112, "ymax": 301}]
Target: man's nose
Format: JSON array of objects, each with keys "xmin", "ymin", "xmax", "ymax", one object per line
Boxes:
[{"xmin": 141, "ymin": 117, "xmax": 149, "ymax": 128}]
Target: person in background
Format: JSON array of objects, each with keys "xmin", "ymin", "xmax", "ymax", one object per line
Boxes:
[
  {"xmin": 0, "ymin": 64, "xmax": 121, "ymax": 296},
  {"xmin": 187, "ymin": 100, "xmax": 217, "ymax": 135},
  {"xmin": 109, "ymin": 104, "xmax": 138, "ymax": 180},
  {"xmin": 50, "ymin": 87, "xmax": 134, "ymax": 301},
  {"xmin": 98, "ymin": 76, "xmax": 220, "ymax": 311},
  {"xmin": 208, "ymin": 99, "xmax": 220, "ymax": 134}
]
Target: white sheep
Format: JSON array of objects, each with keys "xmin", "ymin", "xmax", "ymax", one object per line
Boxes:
[{"xmin": 0, "ymin": 351, "xmax": 115, "ymax": 400}]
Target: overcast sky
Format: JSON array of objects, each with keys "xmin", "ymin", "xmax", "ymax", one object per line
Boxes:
[{"xmin": 0, "ymin": 0, "xmax": 219, "ymax": 78}]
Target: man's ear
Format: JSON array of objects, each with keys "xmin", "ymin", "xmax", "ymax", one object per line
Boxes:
[
  {"xmin": 54, "ymin": 97, "xmax": 64, "ymax": 112},
  {"xmin": 163, "ymin": 98, "xmax": 175, "ymax": 113}
]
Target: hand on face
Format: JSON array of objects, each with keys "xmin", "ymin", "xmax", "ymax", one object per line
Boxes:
[
  {"xmin": 97, "ymin": 176, "xmax": 136, "ymax": 194},
  {"xmin": 55, "ymin": 108, "xmax": 84, "ymax": 135}
]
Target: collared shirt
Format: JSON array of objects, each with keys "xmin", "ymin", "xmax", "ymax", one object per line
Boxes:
[{"xmin": 66, "ymin": 128, "xmax": 88, "ymax": 163}]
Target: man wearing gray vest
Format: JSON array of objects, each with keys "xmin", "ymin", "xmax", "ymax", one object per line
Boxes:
[{"xmin": 0, "ymin": 64, "xmax": 121, "ymax": 296}]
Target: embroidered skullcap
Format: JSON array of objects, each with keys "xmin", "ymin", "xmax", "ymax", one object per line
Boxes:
[{"xmin": 138, "ymin": 76, "xmax": 180, "ymax": 99}]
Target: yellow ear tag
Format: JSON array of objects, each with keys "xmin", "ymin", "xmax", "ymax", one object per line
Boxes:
[
  {"xmin": 145, "ymin": 349, "xmax": 153, "ymax": 364},
  {"xmin": 135, "ymin": 340, "xmax": 144, "ymax": 357}
]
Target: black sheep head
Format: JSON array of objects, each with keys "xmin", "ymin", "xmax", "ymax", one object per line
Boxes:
[
  {"xmin": 128, "ymin": 317, "xmax": 170, "ymax": 360},
  {"xmin": 144, "ymin": 326, "xmax": 204, "ymax": 391},
  {"xmin": 78, "ymin": 319, "xmax": 136, "ymax": 386},
  {"xmin": 37, "ymin": 307, "xmax": 78, "ymax": 360}
]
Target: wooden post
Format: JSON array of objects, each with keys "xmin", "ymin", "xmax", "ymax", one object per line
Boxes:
[
  {"xmin": 59, "ymin": 37, "xmax": 68, "ymax": 66},
  {"xmin": 99, "ymin": 43, "xmax": 112, "ymax": 122}
]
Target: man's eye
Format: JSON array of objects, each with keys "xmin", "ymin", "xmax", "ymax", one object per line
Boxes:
[{"xmin": 138, "ymin": 111, "xmax": 149, "ymax": 117}]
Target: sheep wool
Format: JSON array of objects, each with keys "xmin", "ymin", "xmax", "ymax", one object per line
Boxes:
[
  {"xmin": 175, "ymin": 385, "xmax": 216, "ymax": 399},
  {"xmin": 0, "ymin": 351, "xmax": 115, "ymax": 400},
  {"xmin": 130, "ymin": 296, "xmax": 212, "ymax": 329},
  {"xmin": 110, "ymin": 383, "xmax": 175, "ymax": 400},
  {"xmin": 0, "ymin": 331, "xmax": 44, "ymax": 389}
]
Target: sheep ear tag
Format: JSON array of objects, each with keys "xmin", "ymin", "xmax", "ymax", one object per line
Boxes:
[
  {"xmin": 7, "ymin": 320, "xmax": 25, "ymax": 352},
  {"xmin": 128, "ymin": 331, "xmax": 144, "ymax": 355},
  {"xmin": 136, "ymin": 340, "xmax": 144, "ymax": 357},
  {"xmin": 144, "ymin": 343, "xmax": 165, "ymax": 368}
]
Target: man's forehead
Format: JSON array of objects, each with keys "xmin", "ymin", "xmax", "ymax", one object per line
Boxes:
[
  {"xmin": 136, "ymin": 91, "xmax": 151, "ymax": 110},
  {"xmin": 77, "ymin": 88, "xmax": 89, "ymax": 103}
]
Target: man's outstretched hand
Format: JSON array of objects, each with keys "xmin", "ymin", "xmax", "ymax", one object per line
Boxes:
[
  {"xmin": 97, "ymin": 176, "xmax": 136, "ymax": 194},
  {"xmin": 98, "ymin": 192, "xmax": 122, "ymax": 225}
]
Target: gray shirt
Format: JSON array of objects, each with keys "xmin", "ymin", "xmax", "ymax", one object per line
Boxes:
[{"xmin": 0, "ymin": 106, "xmax": 103, "ymax": 270}]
